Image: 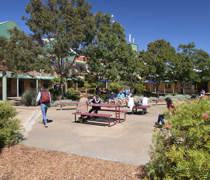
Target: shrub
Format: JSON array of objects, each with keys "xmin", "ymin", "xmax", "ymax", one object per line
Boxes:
[
  {"xmin": 133, "ymin": 83, "xmax": 145, "ymax": 95},
  {"xmin": 21, "ymin": 90, "xmax": 37, "ymax": 106},
  {"xmin": 49, "ymin": 86, "xmax": 62, "ymax": 101},
  {"xmin": 0, "ymin": 102, "xmax": 22, "ymax": 148},
  {"xmin": 146, "ymin": 100, "xmax": 210, "ymax": 179},
  {"xmin": 109, "ymin": 82, "xmax": 123, "ymax": 93},
  {"xmin": 65, "ymin": 88, "xmax": 80, "ymax": 100}
]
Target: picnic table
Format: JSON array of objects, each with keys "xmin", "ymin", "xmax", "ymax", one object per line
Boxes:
[
  {"xmin": 132, "ymin": 105, "xmax": 150, "ymax": 114},
  {"xmin": 90, "ymin": 103, "xmax": 127, "ymax": 123}
]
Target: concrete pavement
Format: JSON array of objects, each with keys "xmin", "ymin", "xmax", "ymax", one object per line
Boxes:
[{"xmin": 21, "ymin": 105, "xmax": 165, "ymax": 165}]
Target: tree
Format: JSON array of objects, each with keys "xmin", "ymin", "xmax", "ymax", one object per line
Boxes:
[
  {"xmin": 143, "ymin": 39, "xmax": 176, "ymax": 92},
  {"xmin": 24, "ymin": 0, "xmax": 94, "ymax": 93},
  {"xmin": 192, "ymin": 49, "xmax": 210, "ymax": 83},
  {"xmin": 84, "ymin": 12, "xmax": 144, "ymax": 90},
  {"xmin": 176, "ymin": 43, "xmax": 199, "ymax": 93},
  {"xmin": 0, "ymin": 28, "xmax": 49, "ymax": 73}
]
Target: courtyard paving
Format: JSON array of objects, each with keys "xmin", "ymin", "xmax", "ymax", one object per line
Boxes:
[{"xmin": 21, "ymin": 105, "xmax": 165, "ymax": 165}]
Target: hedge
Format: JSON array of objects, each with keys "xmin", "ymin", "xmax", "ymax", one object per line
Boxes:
[{"xmin": 146, "ymin": 100, "xmax": 210, "ymax": 179}]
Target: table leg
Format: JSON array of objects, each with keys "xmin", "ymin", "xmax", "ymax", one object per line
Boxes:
[{"xmin": 115, "ymin": 106, "xmax": 120, "ymax": 123}]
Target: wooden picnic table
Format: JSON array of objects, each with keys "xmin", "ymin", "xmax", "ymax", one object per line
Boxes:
[
  {"xmin": 90, "ymin": 103, "xmax": 126, "ymax": 122},
  {"xmin": 132, "ymin": 105, "xmax": 150, "ymax": 114}
]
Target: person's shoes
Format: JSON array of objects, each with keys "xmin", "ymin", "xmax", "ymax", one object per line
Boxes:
[{"xmin": 44, "ymin": 124, "xmax": 48, "ymax": 128}]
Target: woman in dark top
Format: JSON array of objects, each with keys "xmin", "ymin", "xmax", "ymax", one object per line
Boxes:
[{"xmin": 156, "ymin": 97, "xmax": 175, "ymax": 125}]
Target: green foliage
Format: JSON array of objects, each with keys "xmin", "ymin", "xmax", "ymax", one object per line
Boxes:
[
  {"xmin": 65, "ymin": 88, "xmax": 80, "ymax": 100},
  {"xmin": 0, "ymin": 28, "xmax": 50, "ymax": 72},
  {"xmin": 146, "ymin": 100, "xmax": 210, "ymax": 179},
  {"xmin": 51, "ymin": 77, "xmax": 61, "ymax": 85},
  {"xmin": 24, "ymin": 0, "xmax": 94, "ymax": 78},
  {"xmin": 49, "ymin": 87, "xmax": 61, "ymax": 101},
  {"xmin": 0, "ymin": 102, "xmax": 22, "ymax": 148},
  {"xmin": 21, "ymin": 90, "xmax": 37, "ymax": 106},
  {"xmin": 85, "ymin": 12, "xmax": 144, "ymax": 85},
  {"xmin": 142, "ymin": 39, "xmax": 177, "ymax": 89},
  {"xmin": 109, "ymin": 82, "xmax": 123, "ymax": 93},
  {"xmin": 133, "ymin": 83, "xmax": 145, "ymax": 95}
]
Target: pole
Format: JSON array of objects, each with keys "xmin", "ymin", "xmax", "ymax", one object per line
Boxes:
[
  {"xmin": 2, "ymin": 74, "xmax": 7, "ymax": 101},
  {"xmin": 16, "ymin": 78, "xmax": 19, "ymax": 97},
  {"xmin": 36, "ymin": 79, "xmax": 39, "ymax": 93}
]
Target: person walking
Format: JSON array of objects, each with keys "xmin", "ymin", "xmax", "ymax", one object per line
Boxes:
[{"xmin": 36, "ymin": 84, "xmax": 51, "ymax": 128}]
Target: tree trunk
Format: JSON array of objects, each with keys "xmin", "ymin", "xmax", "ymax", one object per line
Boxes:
[
  {"xmin": 181, "ymin": 82, "xmax": 185, "ymax": 94},
  {"xmin": 155, "ymin": 82, "xmax": 160, "ymax": 97}
]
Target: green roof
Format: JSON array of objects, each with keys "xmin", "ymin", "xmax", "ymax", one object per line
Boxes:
[{"xmin": 0, "ymin": 21, "xmax": 19, "ymax": 39}]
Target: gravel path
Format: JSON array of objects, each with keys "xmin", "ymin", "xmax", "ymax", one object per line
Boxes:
[{"xmin": 0, "ymin": 145, "xmax": 143, "ymax": 180}]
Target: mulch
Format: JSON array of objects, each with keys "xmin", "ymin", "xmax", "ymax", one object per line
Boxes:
[{"xmin": 0, "ymin": 145, "xmax": 145, "ymax": 180}]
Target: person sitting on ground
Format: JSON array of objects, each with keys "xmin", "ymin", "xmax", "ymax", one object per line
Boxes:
[
  {"xmin": 88, "ymin": 96, "xmax": 102, "ymax": 114},
  {"xmin": 156, "ymin": 97, "xmax": 175, "ymax": 126}
]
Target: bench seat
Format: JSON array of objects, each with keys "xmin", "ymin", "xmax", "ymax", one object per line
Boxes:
[
  {"xmin": 72, "ymin": 112, "xmax": 113, "ymax": 126},
  {"xmin": 133, "ymin": 105, "xmax": 150, "ymax": 109},
  {"xmin": 132, "ymin": 105, "xmax": 150, "ymax": 114},
  {"xmin": 80, "ymin": 112, "xmax": 112, "ymax": 118}
]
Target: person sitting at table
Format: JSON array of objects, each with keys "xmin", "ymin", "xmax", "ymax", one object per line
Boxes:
[
  {"xmin": 141, "ymin": 95, "xmax": 149, "ymax": 106},
  {"xmin": 108, "ymin": 92, "xmax": 116, "ymax": 103},
  {"xmin": 116, "ymin": 90, "xmax": 126, "ymax": 105},
  {"xmin": 88, "ymin": 96, "xmax": 102, "ymax": 113},
  {"xmin": 127, "ymin": 94, "xmax": 134, "ymax": 111},
  {"xmin": 117, "ymin": 91, "xmax": 125, "ymax": 99}
]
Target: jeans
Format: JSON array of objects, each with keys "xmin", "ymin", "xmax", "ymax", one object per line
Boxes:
[
  {"xmin": 41, "ymin": 103, "xmax": 48, "ymax": 125},
  {"xmin": 157, "ymin": 114, "xmax": 165, "ymax": 125}
]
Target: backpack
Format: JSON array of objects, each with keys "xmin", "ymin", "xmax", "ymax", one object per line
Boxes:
[{"xmin": 41, "ymin": 90, "xmax": 50, "ymax": 104}]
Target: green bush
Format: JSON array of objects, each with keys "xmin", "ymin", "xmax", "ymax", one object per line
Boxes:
[
  {"xmin": 65, "ymin": 88, "xmax": 80, "ymax": 100},
  {"xmin": 133, "ymin": 83, "xmax": 145, "ymax": 95},
  {"xmin": 0, "ymin": 102, "xmax": 22, "ymax": 148},
  {"xmin": 21, "ymin": 90, "xmax": 37, "ymax": 106},
  {"xmin": 49, "ymin": 87, "xmax": 62, "ymax": 101},
  {"xmin": 109, "ymin": 82, "xmax": 123, "ymax": 93},
  {"xmin": 146, "ymin": 100, "xmax": 210, "ymax": 179}
]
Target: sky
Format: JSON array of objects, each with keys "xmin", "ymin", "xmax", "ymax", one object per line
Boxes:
[{"xmin": 0, "ymin": 0, "xmax": 210, "ymax": 53}]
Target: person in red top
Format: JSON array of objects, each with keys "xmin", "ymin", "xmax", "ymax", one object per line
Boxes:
[
  {"xmin": 165, "ymin": 97, "xmax": 175, "ymax": 115},
  {"xmin": 36, "ymin": 84, "xmax": 51, "ymax": 128}
]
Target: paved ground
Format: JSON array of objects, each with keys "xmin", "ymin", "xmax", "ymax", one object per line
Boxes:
[
  {"xmin": 21, "ymin": 105, "xmax": 165, "ymax": 165},
  {"xmin": 15, "ymin": 106, "xmax": 41, "ymax": 137}
]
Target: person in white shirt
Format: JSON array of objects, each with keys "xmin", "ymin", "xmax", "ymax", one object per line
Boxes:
[
  {"xmin": 127, "ymin": 94, "xmax": 134, "ymax": 111},
  {"xmin": 139, "ymin": 95, "xmax": 149, "ymax": 114},
  {"xmin": 141, "ymin": 96, "xmax": 149, "ymax": 106}
]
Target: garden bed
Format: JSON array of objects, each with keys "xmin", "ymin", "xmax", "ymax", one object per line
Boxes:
[{"xmin": 0, "ymin": 145, "xmax": 144, "ymax": 180}]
